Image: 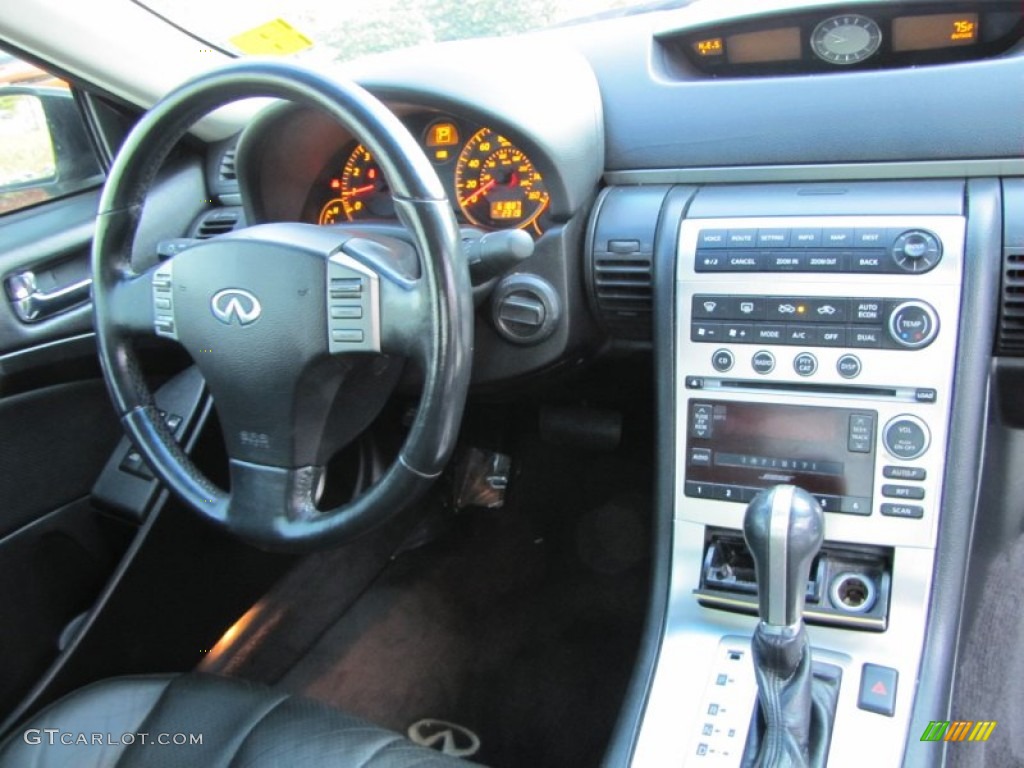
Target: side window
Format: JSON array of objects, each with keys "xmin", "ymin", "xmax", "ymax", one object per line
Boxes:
[{"xmin": 0, "ymin": 51, "xmax": 103, "ymax": 215}]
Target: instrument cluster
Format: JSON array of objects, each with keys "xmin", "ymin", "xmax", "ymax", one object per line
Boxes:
[{"xmin": 304, "ymin": 113, "xmax": 551, "ymax": 237}]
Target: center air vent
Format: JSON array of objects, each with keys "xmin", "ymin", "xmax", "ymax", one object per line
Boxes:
[
  {"xmin": 998, "ymin": 248, "xmax": 1024, "ymax": 354},
  {"xmin": 193, "ymin": 207, "xmax": 243, "ymax": 239}
]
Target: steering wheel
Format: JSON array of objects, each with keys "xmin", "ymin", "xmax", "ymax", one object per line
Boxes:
[{"xmin": 92, "ymin": 60, "xmax": 472, "ymax": 550}]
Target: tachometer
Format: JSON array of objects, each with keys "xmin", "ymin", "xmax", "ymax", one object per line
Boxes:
[
  {"xmin": 319, "ymin": 144, "xmax": 393, "ymax": 224},
  {"xmin": 454, "ymin": 128, "xmax": 549, "ymax": 232}
]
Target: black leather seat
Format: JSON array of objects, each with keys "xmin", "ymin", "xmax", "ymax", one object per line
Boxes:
[{"xmin": 0, "ymin": 674, "xmax": 476, "ymax": 767}]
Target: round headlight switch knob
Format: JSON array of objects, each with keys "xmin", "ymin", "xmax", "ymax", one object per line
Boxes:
[{"xmin": 892, "ymin": 230, "xmax": 942, "ymax": 273}]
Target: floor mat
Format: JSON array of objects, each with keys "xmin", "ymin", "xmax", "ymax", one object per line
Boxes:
[{"xmin": 270, "ymin": 429, "xmax": 652, "ymax": 767}]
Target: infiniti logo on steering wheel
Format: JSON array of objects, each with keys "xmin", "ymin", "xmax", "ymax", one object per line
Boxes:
[{"xmin": 211, "ymin": 289, "xmax": 262, "ymax": 326}]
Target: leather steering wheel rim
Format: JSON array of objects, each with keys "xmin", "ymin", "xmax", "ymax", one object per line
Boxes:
[{"xmin": 92, "ymin": 59, "xmax": 472, "ymax": 551}]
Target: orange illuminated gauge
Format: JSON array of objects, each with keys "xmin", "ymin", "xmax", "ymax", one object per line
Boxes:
[
  {"xmin": 319, "ymin": 144, "xmax": 393, "ymax": 224},
  {"xmin": 455, "ymin": 128, "xmax": 549, "ymax": 233}
]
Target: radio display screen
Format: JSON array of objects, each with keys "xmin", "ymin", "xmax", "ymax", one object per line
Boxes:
[{"xmin": 685, "ymin": 400, "xmax": 876, "ymax": 514}]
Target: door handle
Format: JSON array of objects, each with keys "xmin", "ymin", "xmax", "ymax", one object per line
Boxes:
[{"xmin": 6, "ymin": 270, "xmax": 92, "ymax": 323}]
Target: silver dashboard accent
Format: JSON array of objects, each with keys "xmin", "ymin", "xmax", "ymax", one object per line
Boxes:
[
  {"xmin": 631, "ymin": 214, "xmax": 966, "ymax": 767},
  {"xmin": 767, "ymin": 485, "xmax": 794, "ymax": 627},
  {"xmin": 326, "ymin": 251, "xmax": 381, "ymax": 354}
]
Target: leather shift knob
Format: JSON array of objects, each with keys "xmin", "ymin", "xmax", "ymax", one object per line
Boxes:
[{"xmin": 743, "ymin": 485, "xmax": 824, "ymax": 627}]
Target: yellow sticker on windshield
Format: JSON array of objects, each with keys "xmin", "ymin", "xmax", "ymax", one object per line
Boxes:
[{"xmin": 229, "ymin": 19, "xmax": 313, "ymax": 56}]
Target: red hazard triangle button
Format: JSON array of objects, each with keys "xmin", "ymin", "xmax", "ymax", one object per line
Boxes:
[{"xmin": 859, "ymin": 664, "xmax": 898, "ymax": 716}]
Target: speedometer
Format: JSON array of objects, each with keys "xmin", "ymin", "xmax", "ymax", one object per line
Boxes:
[{"xmin": 454, "ymin": 128, "xmax": 549, "ymax": 232}]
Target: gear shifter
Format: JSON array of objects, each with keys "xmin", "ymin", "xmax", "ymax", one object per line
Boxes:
[{"xmin": 742, "ymin": 485, "xmax": 824, "ymax": 768}]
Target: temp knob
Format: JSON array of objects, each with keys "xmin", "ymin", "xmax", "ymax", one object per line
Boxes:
[
  {"xmin": 892, "ymin": 230, "xmax": 942, "ymax": 273},
  {"xmin": 888, "ymin": 300, "xmax": 939, "ymax": 349}
]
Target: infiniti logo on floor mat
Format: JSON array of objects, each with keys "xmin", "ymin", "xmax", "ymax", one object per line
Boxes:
[{"xmin": 407, "ymin": 718, "xmax": 481, "ymax": 758}]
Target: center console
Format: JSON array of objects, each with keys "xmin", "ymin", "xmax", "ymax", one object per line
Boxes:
[{"xmin": 589, "ymin": 180, "xmax": 975, "ymax": 767}]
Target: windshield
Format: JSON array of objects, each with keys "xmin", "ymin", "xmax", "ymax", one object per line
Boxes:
[{"xmin": 135, "ymin": 0, "xmax": 688, "ymax": 62}]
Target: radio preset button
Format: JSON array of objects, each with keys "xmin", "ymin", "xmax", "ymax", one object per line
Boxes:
[
  {"xmin": 752, "ymin": 351, "xmax": 775, "ymax": 374},
  {"xmin": 712, "ymin": 349, "xmax": 735, "ymax": 372},
  {"xmin": 794, "ymin": 352, "xmax": 818, "ymax": 377},
  {"xmin": 883, "ymin": 416, "xmax": 930, "ymax": 460},
  {"xmin": 837, "ymin": 354, "xmax": 862, "ymax": 379},
  {"xmin": 840, "ymin": 496, "xmax": 872, "ymax": 515}
]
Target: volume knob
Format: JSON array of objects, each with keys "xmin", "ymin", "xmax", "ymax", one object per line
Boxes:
[{"xmin": 888, "ymin": 300, "xmax": 939, "ymax": 349}]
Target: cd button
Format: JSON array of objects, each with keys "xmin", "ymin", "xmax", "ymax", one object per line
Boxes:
[
  {"xmin": 712, "ymin": 349, "xmax": 735, "ymax": 372},
  {"xmin": 752, "ymin": 351, "xmax": 776, "ymax": 374},
  {"xmin": 837, "ymin": 354, "xmax": 862, "ymax": 379}
]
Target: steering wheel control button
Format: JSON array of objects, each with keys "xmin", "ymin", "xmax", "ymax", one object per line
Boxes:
[
  {"xmin": 837, "ymin": 354, "xmax": 862, "ymax": 379},
  {"xmin": 881, "ymin": 503, "xmax": 925, "ymax": 519},
  {"xmin": 891, "ymin": 230, "xmax": 942, "ymax": 273},
  {"xmin": 847, "ymin": 414, "xmax": 875, "ymax": 454},
  {"xmin": 711, "ymin": 349, "xmax": 734, "ymax": 372},
  {"xmin": 887, "ymin": 301, "xmax": 939, "ymax": 349},
  {"xmin": 751, "ymin": 351, "xmax": 775, "ymax": 374},
  {"xmin": 327, "ymin": 254, "xmax": 379, "ymax": 354},
  {"xmin": 883, "ymin": 416, "xmax": 931, "ymax": 460},
  {"xmin": 883, "ymin": 465, "xmax": 926, "ymax": 481},
  {"xmin": 793, "ymin": 352, "xmax": 817, "ymax": 377},
  {"xmin": 152, "ymin": 264, "xmax": 177, "ymax": 340}
]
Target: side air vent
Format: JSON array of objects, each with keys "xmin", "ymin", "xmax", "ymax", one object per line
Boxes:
[
  {"xmin": 585, "ymin": 186, "xmax": 670, "ymax": 343},
  {"xmin": 592, "ymin": 251, "xmax": 653, "ymax": 340},
  {"xmin": 998, "ymin": 248, "xmax": 1024, "ymax": 354},
  {"xmin": 193, "ymin": 207, "xmax": 243, "ymax": 239},
  {"xmin": 217, "ymin": 148, "xmax": 237, "ymax": 182}
]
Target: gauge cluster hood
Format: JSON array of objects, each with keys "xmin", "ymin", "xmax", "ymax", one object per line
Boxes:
[{"xmin": 343, "ymin": 37, "xmax": 605, "ymax": 220}]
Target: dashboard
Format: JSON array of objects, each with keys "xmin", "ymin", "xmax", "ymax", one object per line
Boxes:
[
  {"xmin": 301, "ymin": 113, "xmax": 551, "ymax": 236},
  {"xmin": 188, "ymin": 1, "xmax": 1024, "ymax": 765}
]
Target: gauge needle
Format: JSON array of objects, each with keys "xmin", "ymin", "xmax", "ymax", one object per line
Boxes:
[
  {"xmin": 462, "ymin": 179, "xmax": 496, "ymax": 205},
  {"xmin": 343, "ymin": 184, "xmax": 375, "ymax": 198}
]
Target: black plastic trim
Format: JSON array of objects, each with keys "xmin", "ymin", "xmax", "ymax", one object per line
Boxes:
[
  {"xmin": 901, "ymin": 178, "xmax": 1001, "ymax": 766},
  {"xmin": 602, "ymin": 184, "xmax": 699, "ymax": 768}
]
